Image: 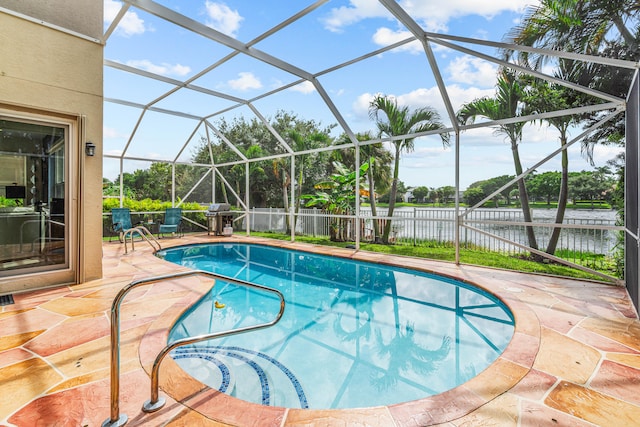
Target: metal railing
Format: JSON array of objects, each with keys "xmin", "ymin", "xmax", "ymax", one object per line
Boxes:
[
  {"xmin": 102, "ymin": 270, "xmax": 286, "ymax": 427},
  {"xmin": 122, "ymin": 224, "xmax": 161, "ymax": 254},
  {"xmin": 247, "ymin": 207, "xmax": 620, "ymax": 256}
]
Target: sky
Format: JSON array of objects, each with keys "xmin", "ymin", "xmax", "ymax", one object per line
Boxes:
[{"xmin": 102, "ymin": 0, "xmax": 625, "ymax": 191}]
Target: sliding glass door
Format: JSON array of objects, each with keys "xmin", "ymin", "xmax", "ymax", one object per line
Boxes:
[{"xmin": 0, "ymin": 117, "xmax": 69, "ymax": 277}]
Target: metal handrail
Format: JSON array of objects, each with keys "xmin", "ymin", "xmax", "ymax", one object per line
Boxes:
[
  {"xmin": 142, "ymin": 285, "xmax": 285, "ymax": 412},
  {"xmin": 102, "ymin": 270, "xmax": 286, "ymax": 427},
  {"xmin": 122, "ymin": 225, "xmax": 161, "ymax": 254}
]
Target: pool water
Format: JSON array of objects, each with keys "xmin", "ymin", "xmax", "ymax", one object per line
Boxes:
[{"xmin": 158, "ymin": 243, "xmax": 514, "ymax": 410}]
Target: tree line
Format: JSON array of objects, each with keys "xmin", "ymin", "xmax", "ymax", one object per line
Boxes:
[{"xmin": 460, "ymin": 168, "xmax": 616, "ymax": 208}]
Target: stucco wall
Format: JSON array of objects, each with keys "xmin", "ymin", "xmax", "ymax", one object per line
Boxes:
[
  {"xmin": 0, "ymin": 6, "xmax": 104, "ymax": 289},
  {"xmin": 0, "ymin": 0, "xmax": 102, "ymax": 39}
]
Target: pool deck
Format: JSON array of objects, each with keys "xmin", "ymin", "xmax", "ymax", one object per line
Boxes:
[{"xmin": 1, "ymin": 233, "xmax": 640, "ymax": 426}]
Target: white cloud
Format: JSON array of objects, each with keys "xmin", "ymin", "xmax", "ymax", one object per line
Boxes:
[
  {"xmin": 352, "ymin": 84, "xmax": 494, "ymax": 126},
  {"xmin": 352, "ymin": 92, "xmax": 376, "ymax": 120},
  {"xmin": 204, "ymin": 1, "xmax": 244, "ymax": 37},
  {"xmin": 372, "ymin": 28, "xmax": 423, "ymax": 54},
  {"xmin": 323, "ymin": 0, "xmax": 539, "ymax": 34},
  {"xmin": 322, "ymin": 0, "xmax": 388, "ymax": 33},
  {"xmin": 403, "ymin": 0, "xmax": 536, "ymax": 24},
  {"xmin": 290, "ymin": 81, "xmax": 316, "ymax": 94},
  {"xmin": 584, "ymin": 143, "xmax": 624, "ymax": 167},
  {"xmin": 125, "ymin": 60, "xmax": 191, "ymax": 77},
  {"xmin": 447, "ymin": 56, "xmax": 498, "ymax": 87},
  {"xmin": 103, "ymin": 126, "xmax": 124, "ymax": 139},
  {"xmin": 104, "ymin": 0, "xmax": 146, "ymax": 37},
  {"xmin": 228, "ymin": 72, "xmax": 262, "ymax": 91}
]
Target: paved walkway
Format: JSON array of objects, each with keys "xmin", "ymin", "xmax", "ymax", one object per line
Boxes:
[{"xmin": 1, "ymin": 234, "xmax": 639, "ymax": 426}]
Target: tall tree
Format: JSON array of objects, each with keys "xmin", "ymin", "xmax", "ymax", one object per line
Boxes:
[
  {"xmin": 438, "ymin": 185, "xmax": 456, "ymax": 204},
  {"xmin": 369, "ymin": 95, "xmax": 450, "ymax": 244},
  {"xmin": 507, "ymin": 0, "xmax": 640, "ymax": 161},
  {"xmin": 568, "ymin": 167, "xmax": 615, "ymax": 205},
  {"xmin": 458, "ymin": 68, "xmax": 539, "ymax": 252},
  {"xmin": 189, "ymin": 112, "xmax": 334, "ymax": 211},
  {"xmin": 522, "ymin": 61, "xmax": 590, "ymax": 254},
  {"xmin": 507, "ymin": 1, "xmax": 639, "ymax": 253},
  {"xmin": 528, "ymin": 172, "xmax": 562, "ymax": 205},
  {"xmin": 507, "ymin": 0, "xmax": 640, "ymax": 68},
  {"xmin": 411, "ymin": 186, "xmax": 430, "ymax": 203}
]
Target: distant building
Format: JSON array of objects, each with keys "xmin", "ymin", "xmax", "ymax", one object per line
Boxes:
[{"xmin": 403, "ymin": 188, "xmax": 415, "ymax": 203}]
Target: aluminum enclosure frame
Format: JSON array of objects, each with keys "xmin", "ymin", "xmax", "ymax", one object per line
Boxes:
[{"xmin": 102, "ymin": 0, "xmax": 639, "ymax": 291}]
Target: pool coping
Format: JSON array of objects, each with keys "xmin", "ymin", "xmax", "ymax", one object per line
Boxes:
[{"xmin": 139, "ymin": 238, "xmax": 541, "ymax": 426}]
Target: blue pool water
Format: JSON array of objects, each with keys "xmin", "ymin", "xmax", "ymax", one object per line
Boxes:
[{"xmin": 157, "ymin": 243, "xmax": 515, "ymax": 410}]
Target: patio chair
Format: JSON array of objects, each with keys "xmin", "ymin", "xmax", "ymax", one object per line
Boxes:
[
  {"xmin": 158, "ymin": 207, "xmax": 182, "ymax": 238},
  {"xmin": 110, "ymin": 208, "xmax": 160, "ymax": 253},
  {"xmin": 111, "ymin": 208, "xmax": 135, "ymax": 242}
]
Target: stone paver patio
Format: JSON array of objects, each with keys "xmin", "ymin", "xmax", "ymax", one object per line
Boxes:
[{"xmin": 1, "ymin": 233, "xmax": 639, "ymax": 426}]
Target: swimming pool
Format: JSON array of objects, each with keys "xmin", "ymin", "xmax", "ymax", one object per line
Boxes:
[{"xmin": 157, "ymin": 243, "xmax": 515, "ymax": 410}]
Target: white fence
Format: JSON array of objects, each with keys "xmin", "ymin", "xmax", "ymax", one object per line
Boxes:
[{"xmin": 245, "ymin": 207, "xmax": 619, "ymax": 257}]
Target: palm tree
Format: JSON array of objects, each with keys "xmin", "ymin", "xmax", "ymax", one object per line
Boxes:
[
  {"xmin": 507, "ymin": 0, "xmax": 640, "ymax": 68},
  {"xmin": 506, "ymin": 1, "xmax": 639, "ymax": 254},
  {"xmin": 457, "ymin": 68, "xmax": 539, "ymax": 252},
  {"xmin": 507, "ymin": 0, "xmax": 638, "ymax": 148},
  {"xmin": 522, "ymin": 61, "xmax": 591, "ymax": 254},
  {"xmin": 372, "ymin": 323, "xmax": 451, "ymax": 390},
  {"xmin": 369, "ymin": 95, "xmax": 450, "ymax": 244}
]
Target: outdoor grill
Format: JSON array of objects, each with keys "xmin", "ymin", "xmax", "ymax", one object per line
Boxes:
[{"xmin": 205, "ymin": 203, "xmax": 234, "ymax": 235}]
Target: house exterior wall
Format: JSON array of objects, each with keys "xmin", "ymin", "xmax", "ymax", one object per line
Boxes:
[
  {"xmin": 0, "ymin": 2, "xmax": 103, "ymax": 292},
  {"xmin": 0, "ymin": 0, "xmax": 102, "ymax": 39}
]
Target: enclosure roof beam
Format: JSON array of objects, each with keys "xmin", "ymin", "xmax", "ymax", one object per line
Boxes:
[
  {"xmin": 247, "ymin": 104, "xmax": 294, "ymax": 154},
  {"xmin": 377, "ymin": 0, "xmax": 459, "ymax": 132},
  {"xmin": 458, "ymin": 102, "xmax": 622, "ymax": 132},
  {"xmin": 462, "ymin": 106, "xmax": 624, "ymax": 216},
  {"xmin": 106, "ymin": 102, "xmax": 618, "ymax": 167},
  {"xmin": 426, "ymin": 32, "xmax": 640, "ymax": 70},
  {"xmin": 312, "ymin": 79, "xmax": 358, "ymax": 143},
  {"xmin": 124, "ymin": 0, "xmax": 314, "ymax": 81},
  {"xmin": 172, "ymin": 120, "xmax": 205, "ymax": 164},
  {"xmin": 104, "ymin": 60, "xmax": 248, "ymax": 105},
  {"xmin": 102, "ymin": 2, "xmax": 129, "ymax": 43},
  {"xmin": 105, "ymin": 97, "xmax": 203, "ymax": 121},
  {"xmin": 205, "ymin": 121, "xmax": 249, "ymax": 161},
  {"xmin": 431, "ymin": 37, "xmax": 626, "ymax": 104}
]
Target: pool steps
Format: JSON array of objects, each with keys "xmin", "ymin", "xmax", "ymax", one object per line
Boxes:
[{"xmin": 101, "ymin": 270, "xmax": 285, "ymax": 427}]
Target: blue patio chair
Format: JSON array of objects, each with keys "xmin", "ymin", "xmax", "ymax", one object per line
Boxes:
[
  {"xmin": 111, "ymin": 208, "xmax": 135, "ymax": 242},
  {"xmin": 158, "ymin": 207, "xmax": 182, "ymax": 238}
]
